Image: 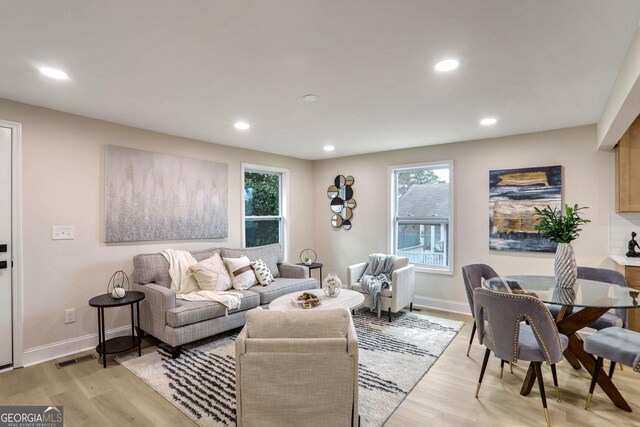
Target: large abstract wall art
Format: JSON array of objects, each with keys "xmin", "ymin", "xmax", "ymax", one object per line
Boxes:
[
  {"xmin": 105, "ymin": 145, "xmax": 228, "ymax": 243},
  {"xmin": 489, "ymin": 165, "xmax": 562, "ymax": 252}
]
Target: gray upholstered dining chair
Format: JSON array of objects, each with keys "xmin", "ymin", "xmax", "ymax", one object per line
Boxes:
[
  {"xmin": 548, "ymin": 267, "xmax": 628, "ymax": 376},
  {"xmin": 461, "ymin": 264, "xmax": 498, "ymax": 357},
  {"xmin": 473, "ymin": 288, "xmax": 568, "ymax": 427},
  {"xmin": 583, "ymin": 327, "xmax": 640, "ymax": 410}
]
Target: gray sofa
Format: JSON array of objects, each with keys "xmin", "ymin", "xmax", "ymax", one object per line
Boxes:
[{"xmin": 132, "ymin": 243, "xmax": 317, "ymax": 357}]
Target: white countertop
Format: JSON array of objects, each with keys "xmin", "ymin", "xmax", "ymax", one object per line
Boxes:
[{"xmin": 609, "ymin": 254, "xmax": 640, "ymax": 266}]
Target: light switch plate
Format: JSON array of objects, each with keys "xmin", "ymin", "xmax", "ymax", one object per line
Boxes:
[{"xmin": 52, "ymin": 226, "xmax": 75, "ymax": 240}]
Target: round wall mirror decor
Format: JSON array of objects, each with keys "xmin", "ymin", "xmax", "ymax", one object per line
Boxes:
[{"xmin": 327, "ymin": 175, "xmax": 355, "ymax": 230}]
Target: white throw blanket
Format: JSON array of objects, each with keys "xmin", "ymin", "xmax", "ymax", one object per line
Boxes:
[
  {"xmin": 161, "ymin": 249, "xmax": 243, "ymax": 313},
  {"xmin": 162, "ymin": 249, "xmax": 199, "ymax": 294}
]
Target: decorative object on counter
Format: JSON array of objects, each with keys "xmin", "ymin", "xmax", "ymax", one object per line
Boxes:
[
  {"xmin": 627, "ymin": 232, "xmax": 640, "ymax": 257},
  {"xmin": 108, "ymin": 270, "xmax": 129, "ymax": 299},
  {"xmin": 327, "ymin": 174, "xmax": 356, "ymax": 230},
  {"xmin": 299, "ymin": 248, "xmax": 317, "ymax": 265},
  {"xmin": 489, "ymin": 165, "xmax": 562, "ymax": 252},
  {"xmin": 322, "ymin": 273, "xmax": 342, "ymax": 298},
  {"xmin": 533, "ymin": 203, "xmax": 591, "ymax": 289}
]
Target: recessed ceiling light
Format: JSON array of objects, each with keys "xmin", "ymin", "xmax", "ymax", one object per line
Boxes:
[
  {"xmin": 323, "ymin": 145, "xmax": 335, "ymax": 152},
  {"xmin": 303, "ymin": 94, "xmax": 319, "ymax": 102},
  {"xmin": 234, "ymin": 121, "xmax": 250, "ymax": 130},
  {"xmin": 38, "ymin": 66, "xmax": 69, "ymax": 80},
  {"xmin": 480, "ymin": 118, "xmax": 497, "ymax": 126},
  {"xmin": 434, "ymin": 59, "xmax": 459, "ymax": 72}
]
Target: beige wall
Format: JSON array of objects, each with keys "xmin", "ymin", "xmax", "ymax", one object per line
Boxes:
[
  {"xmin": 0, "ymin": 99, "xmax": 314, "ymax": 350},
  {"xmin": 313, "ymin": 125, "xmax": 615, "ymax": 312}
]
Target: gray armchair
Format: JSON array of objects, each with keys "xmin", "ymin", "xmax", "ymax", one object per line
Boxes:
[
  {"xmin": 473, "ymin": 288, "xmax": 568, "ymax": 427},
  {"xmin": 235, "ymin": 308, "xmax": 359, "ymax": 427},
  {"xmin": 348, "ymin": 255, "xmax": 415, "ymax": 321}
]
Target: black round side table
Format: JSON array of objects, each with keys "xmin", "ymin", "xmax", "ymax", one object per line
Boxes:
[
  {"xmin": 296, "ymin": 262, "xmax": 323, "ymax": 281},
  {"xmin": 88, "ymin": 291, "xmax": 145, "ymax": 368}
]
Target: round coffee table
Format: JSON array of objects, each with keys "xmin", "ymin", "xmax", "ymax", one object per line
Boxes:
[{"xmin": 269, "ymin": 288, "xmax": 364, "ymax": 312}]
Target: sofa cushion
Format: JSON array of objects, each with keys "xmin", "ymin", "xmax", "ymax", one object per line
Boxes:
[
  {"xmin": 352, "ymin": 282, "xmax": 392, "ymax": 297},
  {"xmin": 221, "ymin": 244, "xmax": 283, "ymax": 278},
  {"xmin": 187, "ymin": 253, "xmax": 231, "ymax": 291},
  {"xmin": 248, "ymin": 278, "xmax": 317, "ymax": 305},
  {"xmin": 166, "ymin": 290, "xmax": 260, "ymax": 327},
  {"xmin": 133, "ymin": 247, "xmax": 222, "ymax": 288}
]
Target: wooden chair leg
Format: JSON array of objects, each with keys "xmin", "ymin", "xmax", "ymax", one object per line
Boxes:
[
  {"xmin": 608, "ymin": 361, "xmax": 616, "ymax": 379},
  {"xmin": 388, "ymin": 307, "xmax": 391, "ymax": 322},
  {"xmin": 500, "ymin": 359, "xmax": 505, "ymax": 379},
  {"xmin": 586, "ymin": 356, "xmax": 603, "ymax": 410},
  {"xmin": 467, "ymin": 321, "xmax": 476, "ymax": 357},
  {"xmin": 533, "ymin": 362, "xmax": 550, "ymax": 427},
  {"xmin": 475, "ymin": 348, "xmax": 491, "ymax": 398},
  {"xmin": 169, "ymin": 345, "xmax": 182, "ymax": 359},
  {"xmin": 409, "ymin": 302, "xmax": 413, "ymax": 312},
  {"xmin": 550, "ymin": 364, "xmax": 560, "ymax": 402}
]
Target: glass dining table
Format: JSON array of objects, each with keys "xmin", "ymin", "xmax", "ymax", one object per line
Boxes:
[{"xmin": 483, "ymin": 275, "xmax": 640, "ymax": 412}]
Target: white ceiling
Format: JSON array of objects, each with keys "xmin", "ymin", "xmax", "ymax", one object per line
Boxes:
[{"xmin": 1, "ymin": 1, "xmax": 640, "ymax": 160}]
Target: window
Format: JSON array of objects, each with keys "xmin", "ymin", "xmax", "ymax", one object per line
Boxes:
[
  {"xmin": 242, "ymin": 164, "xmax": 288, "ymax": 252},
  {"xmin": 390, "ymin": 161, "xmax": 453, "ymax": 273}
]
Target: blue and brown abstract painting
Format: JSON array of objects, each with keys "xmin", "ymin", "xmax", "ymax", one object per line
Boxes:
[{"xmin": 489, "ymin": 165, "xmax": 562, "ymax": 252}]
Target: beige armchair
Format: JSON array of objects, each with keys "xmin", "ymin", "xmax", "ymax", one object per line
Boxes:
[
  {"xmin": 235, "ymin": 308, "xmax": 359, "ymax": 427},
  {"xmin": 348, "ymin": 255, "xmax": 415, "ymax": 321}
]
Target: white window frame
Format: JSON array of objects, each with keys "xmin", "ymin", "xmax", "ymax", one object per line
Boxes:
[
  {"xmin": 388, "ymin": 160, "xmax": 454, "ymax": 275},
  {"xmin": 241, "ymin": 163, "xmax": 289, "ymax": 260}
]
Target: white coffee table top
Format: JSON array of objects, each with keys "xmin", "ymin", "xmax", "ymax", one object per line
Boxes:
[{"xmin": 268, "ymin": 288, "xmax": 365, "ymax": 312}]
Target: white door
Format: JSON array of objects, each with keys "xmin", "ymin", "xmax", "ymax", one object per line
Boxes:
[{"xmin": 0, "ymin": 126, "xmax": 12, "ymax": 367}]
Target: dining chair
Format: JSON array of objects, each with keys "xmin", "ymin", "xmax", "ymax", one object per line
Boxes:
[
  {"xmin": 583, "ymin": 327, "xmax": 640, "ymax": 410},
  {"xmin": 548, "ymin": 267, "xmax": 628, "ymax": 376},
  {"xmin": 473, "ymin": 287, "xmax": 568, "ymax": 427},
  {"xmin": 461, "ymin": 264, "xmax": 498, "ymax": 357}
]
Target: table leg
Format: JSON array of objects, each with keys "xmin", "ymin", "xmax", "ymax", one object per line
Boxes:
[
  {"xmin": 136, "ymin": 301, "xmax": 142, "ymax": 357},
  {"xmin": 100, "ymin": 307, "xmax": 106, "ymax": 368},
  {"xmin": 520, "ymin": 362, "xmax": 536, "ymax": 396},
  {"xmin": 96, "ymin": 308, "xmax": 102, "ymax": 364}
]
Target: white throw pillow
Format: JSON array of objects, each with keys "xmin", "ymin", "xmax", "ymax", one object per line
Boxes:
[
  {"xmin": 251, "ymin": 259, "xmax": 274, "ymax": 286},
  {"xmin": 223, "ymin": 256, "xmax": 258, "ymax": 290},
  {"xmin": 186, "ymin": 253, "xmax": 231, "ymax": 291}
]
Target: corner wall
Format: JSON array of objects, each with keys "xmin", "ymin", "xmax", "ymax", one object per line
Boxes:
[
  {"xmin": 0, "ymin": 98, "xmax": 315, "ymax": 361},
  {"xmin": 312, "ymin": 125, "xmax": 615, "ymax": 313}
]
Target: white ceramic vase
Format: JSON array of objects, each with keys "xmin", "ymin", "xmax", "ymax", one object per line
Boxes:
[
  {"xmin": 554, "ymin": 242, "xmax": 577, "ymax": 289},
  {"xmin": 111, "ymin": 287, "xmax": 126, "ymax": 299}
]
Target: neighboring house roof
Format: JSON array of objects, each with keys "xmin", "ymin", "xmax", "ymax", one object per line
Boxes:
[{"xmin": 398, "ymin": 183, "xmax": 449, "ymax": 219}]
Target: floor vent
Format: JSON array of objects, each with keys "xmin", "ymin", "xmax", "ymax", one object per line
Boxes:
[{"xmin": 55, "ymin": 353, "xmax": 97, "ymax": 369}]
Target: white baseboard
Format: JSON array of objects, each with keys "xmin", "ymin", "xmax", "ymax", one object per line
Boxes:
[
  {"xmin": 21, "ymin": 326, "xmax": 131, "ymax": 367},
  {"xmin": 413, "ymin": 295, "xmax": 471, "ymax": 316}
]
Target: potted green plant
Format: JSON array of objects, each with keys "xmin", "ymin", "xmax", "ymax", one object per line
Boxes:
[{"xmin": 533, "ymin": 203, "xmax": 590, "ymax": 289}]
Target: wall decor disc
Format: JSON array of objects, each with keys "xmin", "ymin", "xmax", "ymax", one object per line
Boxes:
[
  {"xmin": 331, "ymin": 214, "xmax": 343, "ymax": 228},
  {"xmin": 341, "ymin": 207, "xmax": 353, "ymax": 220},
  {"xmin": 330, "ymin": 197, "xmax": 344, "ymax": 213},
  {"xmin": 346, "ymin": 198, "xmax": 357, "ymax": 209},
  {"xmin": 345, "ymin": 176, "xmax": 355, "ymax": 185},
  {"xmin": 327, "ymin": 185, "xmax": 339, "ymax": 198},
  {"xmin": 343, "ymin": 220, "xmax": 352, "ymax": 230},
  {"xmin": 335, "ymin": 175, "xmax": 346, "ymax": 187}
]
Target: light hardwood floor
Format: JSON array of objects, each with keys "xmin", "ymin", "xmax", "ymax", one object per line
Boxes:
[{"xmin": 1, "ymin": 309, "xmax": 639, "ymax": 426}]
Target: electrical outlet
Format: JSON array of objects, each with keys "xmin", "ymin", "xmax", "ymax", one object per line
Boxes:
[
  {"xmin": 64, "ymin": 308, "xmax": 76, "ymax": 324},
  {"xmin": 52, "ymin": 226, "xmax": 75, "ymax": 240}
]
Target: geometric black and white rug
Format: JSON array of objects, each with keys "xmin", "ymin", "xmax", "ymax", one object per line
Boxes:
[{"xmin": 117, "ymin": 310, "xmax": 463, "ymax": 427}]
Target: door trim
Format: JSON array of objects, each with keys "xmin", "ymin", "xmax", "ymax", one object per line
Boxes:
[{"xmin": 0, "ymin": 119, "xmax": 23, "ymax": 368}]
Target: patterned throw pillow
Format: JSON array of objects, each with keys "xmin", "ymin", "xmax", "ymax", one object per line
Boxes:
[
  {"xmin": 186, "ymin": 253, "xmax": 231, "ymax": 291},
  {"xmin": 223, "ymin": 256, "xmax": 258, "ymax": 290},
  {"xmin": 251, "ymin": 259, "xmax": 274, "ymax": 286}
]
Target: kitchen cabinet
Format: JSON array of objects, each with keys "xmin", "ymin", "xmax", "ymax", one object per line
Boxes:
[{"xmin": 616, "ymin": 116, "xmax": 640, "ymax": 212}]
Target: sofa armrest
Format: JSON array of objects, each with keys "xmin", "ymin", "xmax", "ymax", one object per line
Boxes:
[
  {"xmin": 391, "ymin": 264, "xmax": 416, "ymax": 309},
  {"xmin": 133, "ymin": 282, "xmax": 176, "ymax": 338},
  {"xmin": 278, "ymin": 263, "xmax": 309, "ymax": 279},
  {"xmin": 235, "ymin": 325, "xmax": 249, "ymax": 427},
  {"xmin": 347, "ymin": 262, "xmax": 368, "ymax": 289}
]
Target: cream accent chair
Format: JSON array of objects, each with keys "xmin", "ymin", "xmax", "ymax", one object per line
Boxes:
[
  {"xmin": 348, "ymin": 255, "xmax": 415, "ymax": 322},
  {"xmin": 235, "ymin": 308, "xmax": 359, "ymax": 427}
]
